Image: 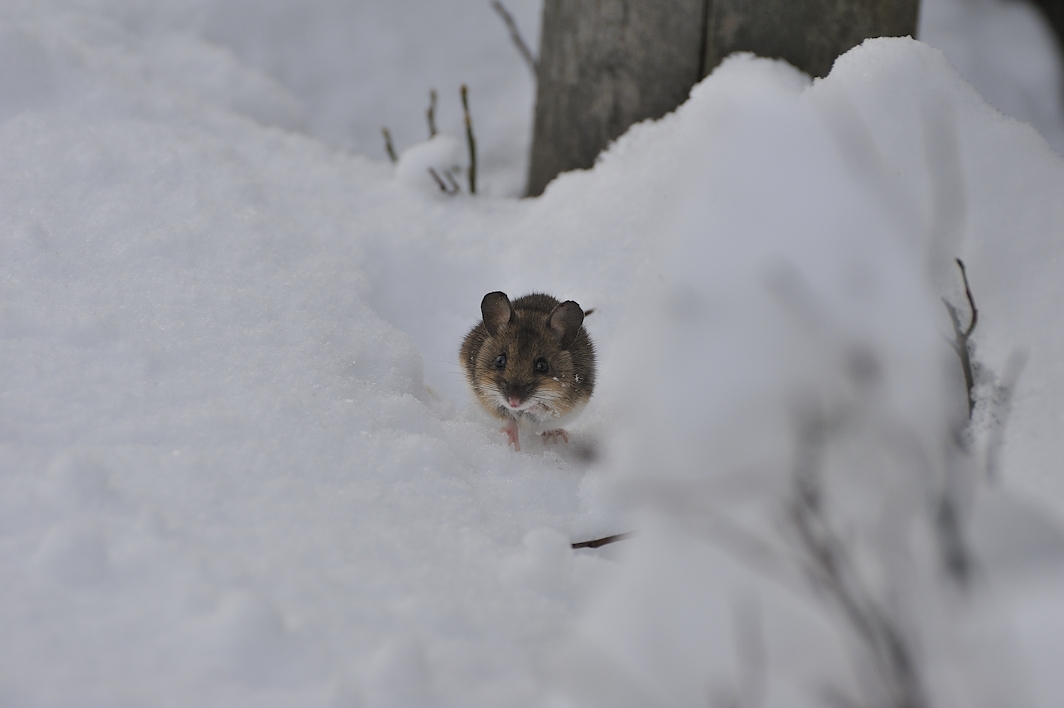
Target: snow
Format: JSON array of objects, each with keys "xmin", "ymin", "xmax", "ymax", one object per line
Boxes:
[
  {"xmin": 549, "ymin": 42, "xmax": 1064, "ymax": 708},
  {"xmin": 2, "ymin": 0, "xmax": 1064, "ymax": 706},
  {"xmin": 920, "ymin": 0, "xmax": 1064, "ymax": 154}
]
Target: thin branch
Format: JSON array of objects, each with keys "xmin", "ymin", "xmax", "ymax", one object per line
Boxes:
[
  {"xmin": 443, "ymin": 169, "xmax": 461, "ymax": 194},
  {"xmin": 426, "ymin": 89, "xmax": 438, "ymax": 138},
  {"xmin": 427, "ymin": 167, "xmax": 447, "ymax": 191},
  {"xmin": 943, "ymin": 258, "xmax": 978, "ymax": 417},
  {"xmin": 957, "ymin": 259, "xmax": 977, "ymax": 337},
  {"xmin": 571, "ymin": 531, "xmax": 635, "ymax": 549},
  {"xmin": 381, "ymin": 127, "xmax": 398, "ymax": 163},
  {"xmin": 490, "ymin": 0, "xmax": 538, "ymax": 76},
  {"xmin": 428, "ymin": 167, "xmax": 458, "ymax": 195},
  {"xmin": 934, "ymin": 494, "xmax": 971, "ymax": 584},
  {"xmin": 790, "ymin": 406, "xmax": 928, "ymax": 708},
  {"xmin": 461, "ymin": 84, "xmax": 477, "ymax": 195}
]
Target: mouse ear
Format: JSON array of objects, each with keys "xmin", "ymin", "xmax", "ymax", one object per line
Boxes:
[
  {"xmin": 481, "ymin": 292, "xmax": 514, "ymax": 336},
  {"xmin": 548, "ymin": 301, "xmax": 584, "ymax": 349}
]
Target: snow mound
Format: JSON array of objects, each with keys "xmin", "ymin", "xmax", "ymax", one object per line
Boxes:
[{"xmin": 547, "ymin": 40, "xmax": 1064, "ymax": 708}]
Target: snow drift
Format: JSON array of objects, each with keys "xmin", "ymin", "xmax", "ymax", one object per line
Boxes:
[{"xmin": 1, "ymin": 2, "xmax": 1063, "ymax": 707}]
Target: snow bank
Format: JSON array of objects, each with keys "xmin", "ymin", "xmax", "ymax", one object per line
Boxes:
[
  {"xmin": 0, "ymin": 6, "xmax": 602, "ymax": 706},
  {"xmin": 546, "ymin": 40, "xmax": 1064, "ymax": 708},
  {"xmin": 2, "ymin": 2, "xmax": 1064, "ymax": 707}
]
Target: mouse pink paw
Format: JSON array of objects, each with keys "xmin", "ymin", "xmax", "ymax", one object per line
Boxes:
[
  {"xmin": 500, "ymin": 420, "xmax": 521, "ymax": 451},
  {"xmin": 541, "ymin": 429, "xmax": 569, "ymax": 445}
]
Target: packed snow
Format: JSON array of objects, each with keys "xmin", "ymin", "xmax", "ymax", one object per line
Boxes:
[{"xmin": 1, "ymin": 1, "xmax": 1063, "ymax": 707}]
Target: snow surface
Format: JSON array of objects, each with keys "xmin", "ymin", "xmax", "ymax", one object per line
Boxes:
[
  {"xmin": 920, "ymin": 0, "xmax": 1064, "ymax": 154},
  {"xmin": 2, "ymin": 1, "xmax": 1064, "ymax": 706}
]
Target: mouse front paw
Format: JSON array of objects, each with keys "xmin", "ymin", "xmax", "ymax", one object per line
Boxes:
[
  {"xmin": 500, "ymin": 419, "xmax": 521, "ymax": 451},
  {"xmin": 541, "ymin": 429, "xmax": 569, "ymax": 445}
]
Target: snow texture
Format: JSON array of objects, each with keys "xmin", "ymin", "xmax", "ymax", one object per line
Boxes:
[{"xmin": 1, "ymin": 1, "xmax": 1063, "ymax": 707}]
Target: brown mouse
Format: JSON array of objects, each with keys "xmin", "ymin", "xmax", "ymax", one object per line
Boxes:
[{"xmin": 460, "ymin": 292, "xmax": 595, "ymax": 451}]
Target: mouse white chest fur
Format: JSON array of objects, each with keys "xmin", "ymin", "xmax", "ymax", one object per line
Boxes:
[{"xmin": 460, "ymin": 292, "xmax": 595, "ymax": 451}]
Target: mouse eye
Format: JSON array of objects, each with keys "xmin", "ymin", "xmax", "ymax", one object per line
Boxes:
[
  {"xmin": 494, "ymin": 353, "xmax": 507, "ymax": 369},
  {"xmin": 534, "ymin": 357, "xmax": 549, "ymax": 374}
]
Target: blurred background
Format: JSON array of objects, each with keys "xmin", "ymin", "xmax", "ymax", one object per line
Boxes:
[{"xmin": 46, "ymin": 0, "xmax": 1058, "ymax": 194}]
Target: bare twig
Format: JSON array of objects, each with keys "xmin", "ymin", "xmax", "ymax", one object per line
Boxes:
[
  {"xmin": 428, "ymin": 167, "xmax": 458, "ymax": 195},
  {"xmin": 461, "ymin": 84, "xmax": 477, "ymax": 195},
  {"xmin": 571, "ymin": 531, "xmax": 635, "ymax": 549},
  {"xmin": 427, "ymin": 167, "xmax": 447, "ymax": 191},
  {"xmin": 790, "ymin": 406, "xmax": 928, "ymax": 708},
  {"xmin": 443, "ymin": 169, "xmax": 461, "ymax": 194},
  {"xmin": 934, "ymin": 259, "xmax": 986, "ymax": 583},
  {"xmin": 934, "ymin": 493, "xmax": 971, "ymax": 584},
  {"xmin": 490, "ymin": 0, "xmax": 538, "ymax": 76},
  {"xmin": 381, "ymin": 127, "xmax": 398, "ymax": 163},
  {"xmin": 943, "ymin": 258, "xmax": 978, "ymax": 417},
  {"xmin": 936, "ymin": 419, "xmax": 976, "ymax": 586},
  {"xmin": 426, "ymin": 89, "xmax": 438, "ymax": 138}
]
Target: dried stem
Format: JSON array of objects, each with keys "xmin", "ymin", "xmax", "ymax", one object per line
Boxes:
[
  {"xmin": 426, "ymin": 89, "xmax": 438, "ymax": 138},
  {"xmin": 428, "ymin": 167, "xmax": 458, "ymax": 195},
  {"xmin": 571, "ymin": 531, "xmax": 635, "ymax": 549},
  {"xmin": 461, "ymin": 84, "xmax": 477, "ymax": 194},
  {"xmin": 790, "ymin": 407, "xmax": 928, "ymax": 708},
  {"xmin": 381, "ymin": 127, "xmax": 398, "ymax": 163},
  {"xmin": 934, "ymin": 493, "xmax": 970, "ymax": 584},
  {"xmin": 490, "ymin": 0, "xmax": 538, "ymax": 76},
  {"xmin": 443, "ymin": 169, "xmax": 461, "ymax": 193},
  {"xmin": 942, "ymin": 258, "xmax": 978, "ymax": 417}
]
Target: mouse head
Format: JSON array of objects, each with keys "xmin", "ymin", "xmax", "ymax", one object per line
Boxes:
[{"xmin": 476, "ymin": 292, "xmax": 585, "ymax": 417}]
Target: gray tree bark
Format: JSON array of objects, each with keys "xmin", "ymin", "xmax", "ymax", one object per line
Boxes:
[
  {"xmin": 704, "ymin": 0, "xmax": 919, "ymax": 81},
  {"xmin": 526, "ymin": 0, "xmax": 920, "ymax": 197},
  {"xmin": 527, "ymin": 0, "xmax": 707, "ymax": 197}
]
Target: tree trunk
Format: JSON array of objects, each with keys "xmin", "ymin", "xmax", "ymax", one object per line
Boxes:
[
  {"xmin": 526, "ymin": 0, "xmax": 707, "ymax": 197},
  {"xmin": 1028, "ymin": 0, "xmax": 1064, "ymax": 60},
  {"xmin": 704, "ymin": 0, "xmax": 919, "ymax": 81},
  {"xmin": 526, "ymin": 0, "xmax": 920, "ymax": 197}
]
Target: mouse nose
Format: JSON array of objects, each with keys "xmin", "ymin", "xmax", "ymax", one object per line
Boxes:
[{"xmin": 504, "ymin": 383, "xmax": 534, "ymax": 409}]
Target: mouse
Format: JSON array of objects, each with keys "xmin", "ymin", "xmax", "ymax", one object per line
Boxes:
[{"xmin": 460, "ymin": 292, "xmax": 595, "ymax": 451}]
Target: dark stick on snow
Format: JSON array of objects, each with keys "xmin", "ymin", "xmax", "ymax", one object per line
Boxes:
[
  {"xmin": 461, "ymin": 84, "xmax": 477, "ymax": 195},
  {"xmin": 428, "ymin": 167, "xmax": 457, "ymax": 194},
  {"xmin": 490, "ymin": 0, "xmax": 538, "ymax": 76},
  {"xmin": 942, "ymin": 258, "xmax": 978, "ymax": 417},
  {"xmin": 571, "ymin": 531, "xmax": 635, "ymax": 549},
  {"xmin": 426, "ymin": 89, "xmax": 438, "ymax": 138},
  {"xmin": 443, "ymin": 169, "xmax": 461, "ymax": 194},
  {"xmin": 381, "ymin": 127, "xmax": 398, "ymax": 163}
]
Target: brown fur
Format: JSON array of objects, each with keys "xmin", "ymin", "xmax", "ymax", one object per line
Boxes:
[{"xmin": 460, "ymin": 292, "xmax": 595, "ymax": 431}]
